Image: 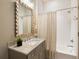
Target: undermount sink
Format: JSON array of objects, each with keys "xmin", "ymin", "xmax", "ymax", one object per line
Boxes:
[
  {"xmin": 26, "ymin": 41, "xmax": 38, "ymax": 46},
  {"xmin": 25, "ymin": 38, "xmax": 40, "ymax": 46}
]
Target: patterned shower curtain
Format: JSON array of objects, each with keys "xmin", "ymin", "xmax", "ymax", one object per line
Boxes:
[{"xmin": 38, "ymin": 12, "xmax": 56, "ymax": 59}]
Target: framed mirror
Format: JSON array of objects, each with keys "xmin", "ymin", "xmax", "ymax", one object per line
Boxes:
[{"xmin": 15, "ymin": 0, "xmax": 37, "ymax": 37}]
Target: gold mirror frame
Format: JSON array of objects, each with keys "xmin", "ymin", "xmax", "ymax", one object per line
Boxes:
[{"xmin": 15, "ymin": 0, "xmax": 38, "ymax": 37}]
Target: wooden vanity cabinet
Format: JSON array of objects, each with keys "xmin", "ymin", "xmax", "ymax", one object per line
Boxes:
[
  {"xmin": 8, "ymin": 41, "xmax": 46, "ymax": 59},
  {"xmin": 28, "ymin": 41, "xmax": 46, "ymax": 59}
]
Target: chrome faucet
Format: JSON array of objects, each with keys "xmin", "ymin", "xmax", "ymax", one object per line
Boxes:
[
  {"xmin": 70, "ymin": 39, "xmax": 74, "ymax": 43},
  {"xmin": 68, "ymin": 45, "xmax": 73, "ymax": 47},
  {"xmin": 67, "ymin": 39, "xmax": 74, "ymax": 48}
]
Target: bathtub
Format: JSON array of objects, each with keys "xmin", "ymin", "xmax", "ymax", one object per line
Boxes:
[
  {"xmin": 56, "ymin": 7, "xmax": 78, "ymax": 59},
  {"xmin": 55, "ymin": 48, "xmax": 76, "ymax": 59}
]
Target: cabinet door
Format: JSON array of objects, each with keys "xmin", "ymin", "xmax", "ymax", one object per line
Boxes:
[
  {"xmin": 41, "ymin": 42, "xmax": 46, "ymax": 59},
  {"xmin": 38, "ymin": 42, "xmax": 46, "ymax": 59},
  {"xmin": 28, "ymin": 48, "xmax": 39, "ymax": 59},
  {"xmin": 28, "ymin": 41, "xmax": 46, "ymax": 59},
  {"xmin": 28, "ymin": 49, "xmax": 35, "ymax": 59}
]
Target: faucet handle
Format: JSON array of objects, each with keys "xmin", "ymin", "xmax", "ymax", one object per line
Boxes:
[{"xmin": 70, "ymin": 40, "xmax": 74, "ymax": 43}]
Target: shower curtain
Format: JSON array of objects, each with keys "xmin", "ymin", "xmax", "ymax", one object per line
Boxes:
[{"xmin": 38, "ymin": 12, "xmax": 56, "ymax": 59}]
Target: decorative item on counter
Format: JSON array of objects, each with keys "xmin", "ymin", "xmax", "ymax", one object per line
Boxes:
[{"xmin": 16, "ymin": 35, "xmax": 22, "ymax": 47}]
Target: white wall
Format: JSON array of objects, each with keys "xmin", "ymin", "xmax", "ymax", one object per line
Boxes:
[
  {"xmin": 0, "ymin": 0, "xmax": 15, "ymax": 59},
  {"xmin": 38, "ymin": 14, "xmax": 47, "ymax": 39},
  {"xmin": 45, "ymin": 0, "xmax": 71, "ymax": 12},
  {"xmin": 71, "ymin": 8, "xmax": 78, "ymax": 56},
  {"xmin": 56, "ymin": 9, "xmax": 71, "ymax": 52},
  {"xmin": 37, "ymin": 0, "xmax": 45, "ymax": 13},
  {"xmin": 36, "ymin": 0, "xmax": 46, "ymax": 39}
]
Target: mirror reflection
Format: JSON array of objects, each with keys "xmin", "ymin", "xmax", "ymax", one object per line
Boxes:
[{"xmin": 18, "ymin": 3, "xmax": 32, "ymax": 35}]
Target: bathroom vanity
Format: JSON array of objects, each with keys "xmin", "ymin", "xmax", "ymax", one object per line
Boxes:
[
  {"xmin": 8, "ymin": 38, "xmax": 46, "ymax": 59},
  {"xmin": 9, "ymin": 0, "xmax": 46, "ymax": 59}
]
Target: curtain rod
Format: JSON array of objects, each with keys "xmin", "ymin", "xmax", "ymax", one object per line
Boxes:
[
  {"xmin": 55, "ymin": 6, "xmax": 78, "ymax": 12},
  {"xmin": 38, "ymin": 6, "xmax": 78, "ymax": 15}
]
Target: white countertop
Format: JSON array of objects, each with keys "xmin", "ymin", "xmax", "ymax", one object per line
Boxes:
[{"xmin": 8, "ymin": 38, "xmax": 45, "ymax": 55}]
